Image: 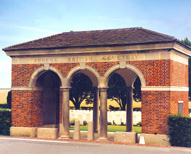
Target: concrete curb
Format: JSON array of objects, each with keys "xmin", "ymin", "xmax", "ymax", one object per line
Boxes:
[{"xmin": 1, "ymin": 136, "xmax": 191, "ymax": 150}]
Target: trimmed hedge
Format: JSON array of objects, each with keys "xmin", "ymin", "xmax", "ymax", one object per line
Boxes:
[
  {"xmin": 0, "ymin": 109, "xmax": 11, "ymax": 135},
  {"xmin": 83, "ymin": 120, "xmax": 87, "ymax": 126},
  {"xmin": 168, "ymin": 115, "xmax": 191, "ymax": 147}
]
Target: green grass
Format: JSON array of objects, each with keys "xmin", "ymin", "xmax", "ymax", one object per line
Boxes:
[{"xmin": 70, "ymin": 125, "xmax": 142, "ymax": 134}]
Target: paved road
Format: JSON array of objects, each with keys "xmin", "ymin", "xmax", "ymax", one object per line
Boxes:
[{"xmin": 0, "ymin": 137, "xmax": 191, "ymax": 154}]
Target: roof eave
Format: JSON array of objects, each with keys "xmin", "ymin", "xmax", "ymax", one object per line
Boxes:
[
  {"xmin": 4, "ymin": 41, "xmax": 181, "ymax": 57},
  {"xmin": 3, "ymin": 40, "xmax": 177, "ymax": 52},
  {"xmin": 172, "ymin": 41, "xmax": 191, "ymax": 56}
]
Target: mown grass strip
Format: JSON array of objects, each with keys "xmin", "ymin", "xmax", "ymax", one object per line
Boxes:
[{"xmin": 70, "ymin": 125, "xmax": 142, "ymax": 134}]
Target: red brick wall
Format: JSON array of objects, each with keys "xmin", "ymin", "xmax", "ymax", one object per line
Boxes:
[
  {"xmin": 169, "ymin": 60, "xmax": 189, "ymax": 116},
  {"xmin": 86, "ymin": 60, "xmax": 171, "ymax": 86},
  {"xmin": 127, "ymin": 60, "xmax": 170, "ymax": 86},
  {"xmin": 12, "ymin": 60, "xmax": 172, "ymax": 88},
  {"xmin": 12, "ymin": 90, "xmax": 43, "ymax": 127},
  {"xmin": 170, "ymin": 91, "xmax": 189, "ymax": 116},
  {"xmin": 51, "ymin": 63, "xmax": 79, "ymax": 77},
  {"xmin": 141, "ymin": 90, "xmax": 189, "ymax": 135},
  {"xmin": 12, "ymin": 63, "xmax": 79, "ymax": 87},
  {"xmin": 87, "ymin": 62, "xmax": 119, "ymax": 76},
  {"xmin": 12, "ymin": 64, "xmax": 43, "ymax": 87},
  {"xmin": 170, "ymin": 60, "xmax": 188, "ymax": 87},
  {"xmin": 142, "ymin": 91, "xmax": 170, "ymax": 134}
]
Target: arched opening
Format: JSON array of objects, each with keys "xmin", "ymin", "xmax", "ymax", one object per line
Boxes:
[
  {"xmin": 36, "ymin": 71, "xmax": 61, "ymax": 128},
  {"xmin": 107, "ymin": 68, "xmax": 142, "ymax": 133},
  {"xmin": 68, "ymin": 69, "xmax": 99, "ymax": 134},
  {"xmin": 69, "ymin": 73, "xmax": 93, "ymax": 110}
]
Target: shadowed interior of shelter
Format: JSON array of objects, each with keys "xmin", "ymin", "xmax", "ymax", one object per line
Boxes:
[
  {"xmin": 107, "ymin": 68, "xmax": 142, "ymax": 132},
  {"xmin": 36, "ymin": 71, "xmax": 61, "ymax": 127}
]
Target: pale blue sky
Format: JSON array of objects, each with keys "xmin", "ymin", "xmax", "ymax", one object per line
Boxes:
[{"xmin": 1, "ymin": 0, "xmax": 191, "ymax": 88}]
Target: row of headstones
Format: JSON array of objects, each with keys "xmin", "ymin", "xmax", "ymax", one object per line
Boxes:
[{"xmin": 70, "ymin": 110, "xmax": 142, "ymax": 125}]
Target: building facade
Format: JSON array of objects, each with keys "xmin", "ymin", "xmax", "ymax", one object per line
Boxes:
[{"xmin": 3, "ymin": 27, "xmax": 191, "ymax": 140}]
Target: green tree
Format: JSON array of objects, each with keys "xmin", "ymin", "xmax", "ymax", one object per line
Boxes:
[
  {"xmin": 70, "ymin": 73, "xmax": 93, "ymax": 109},
  {"xmin": 107, "ymin": 73, "xmax": 127, "ymax": 110},
  {"xmin": 180, "ymin": 37, "xmax": 191, "ymax": 46},
  {"xmin": 7, "ymin": 91, "xmax": 11, "ymax": 109},
  {"xmin": 133, "ymin": 77, "xmax": 141, "ymax": 102},
  {"xmin": 107, "ymin": 74, "xmax": 141, "ymax": 110}
]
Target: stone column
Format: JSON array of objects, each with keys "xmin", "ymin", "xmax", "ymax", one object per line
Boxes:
[
  {"xmin": 59, "ymin": 87, "xmax": 70, "ymax": 139},
  {"xmin": 93, "ymin": 87, "xmax": 99, "ymax": 132},
  {"xmin": 98, "ymin": 88, "xmax": 108, "ymax": 140},
  {"xmin": 126, "ymin": 87, "xmax": 133, "ymax": 132}
]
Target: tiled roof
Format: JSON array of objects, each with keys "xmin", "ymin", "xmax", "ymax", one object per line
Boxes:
[{"xmin": 3, "ymin": 27, "xmax": 177, "ymax": 51}]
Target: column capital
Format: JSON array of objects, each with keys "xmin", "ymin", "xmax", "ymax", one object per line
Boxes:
[
  {"xmin": 60, "ymin": 86, "xmax": 71, "ymax": 92},
  {"xmin": 98, "ymin": 87, "xmax": 108, "ymax": 92}
]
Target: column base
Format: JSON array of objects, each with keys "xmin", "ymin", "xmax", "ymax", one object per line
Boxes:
[
  {"xmin": 58, "ymin": 135, "xmax": 70, "ymax": 139},
  {"xmin": 97, "ymin": 137, "xmax": 108, "ymax": 141},
  {"xmin": 10, "ymin": 126, "xmax": 37, "ymax": 137},
  {"xmin": 126, "ymin": 129, "xmax": 134, "ymax": 132}
]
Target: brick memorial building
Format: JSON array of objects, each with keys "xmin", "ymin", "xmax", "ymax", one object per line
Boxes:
[{"xmin": 3, "ymin": 27, "xmax": 191, "ymax": 141}]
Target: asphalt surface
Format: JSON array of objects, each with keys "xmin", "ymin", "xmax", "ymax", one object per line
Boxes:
[{"xmin": 0, "ymin": 137, "xmax": 191, "ymax": 154}]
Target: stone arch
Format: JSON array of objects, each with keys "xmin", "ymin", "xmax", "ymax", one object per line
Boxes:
[
  {"xmin": 65, "ymin": 64, "xmax": 101, "ymax": 87},
  {"xmin": 29, "ymin": 65, "xmax": 64, "ymax": 88},
  {"xmin": 103, "ymin": 63, "xmax": 145, "ymax": 132},
  {"xmin": 65, "ymin": 64, "xmax": 101, "ymax": 132},
  {"xmin": 104, "ymin": 64, "xmax": 146, "ymax": 87}
]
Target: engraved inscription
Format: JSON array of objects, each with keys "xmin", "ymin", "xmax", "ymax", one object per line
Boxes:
[
  {"xmin": 130, "ymin": 55, "xmax": 139, "ymax": 60},
  {"xmin": 34, "ymin": 58, "xmax": 58, "ymax": 63},
  {"xmin": 67, "ymin": 56, "xmax": 95, "ymax": 62},
  {"xmin": 28, "ymin": 54, "xmax": 141, "ymax": 64}
]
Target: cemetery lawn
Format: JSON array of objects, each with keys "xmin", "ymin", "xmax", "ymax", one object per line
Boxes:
[{"xmin": 70, "ymin": 125, "xmax": 142, "ymax": 134}]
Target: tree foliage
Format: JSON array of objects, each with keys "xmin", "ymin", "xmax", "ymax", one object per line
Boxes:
[
  {"xmin": 7, "ymin": 91, "xmax": 11, "ymax": 109},
  {"xmin": 107, "ymin": 73, "xmax": 127, "ymax": 110},
  {"xmin": 107, "ymin": 73, "xmax": 141, "ymax": 110},
  {"xmin": 133, "ymin": 77, "xmax": 141, "ymax": 102},
  {"xmin": 0, "ymin": 109, "xmax": 11, "ymax": 135},
  {"xmin": 168, "ymin": 115, "xmax": 191, "ymax": 147},
  {"xmin": 70, "ymin": 72, "xmax": 142, "ymax": 110},
  {"xmin": 70, "ymin": 73, "xmax": 93, "ymax": 109},
  {"xmin": 180, "ymin": 37, "xmax": 191, "ymax": 46}
]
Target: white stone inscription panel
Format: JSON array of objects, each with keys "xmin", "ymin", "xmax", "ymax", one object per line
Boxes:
[{"xmin": 12, "ymin": 54, "xmax": 144, "ymax": 64}]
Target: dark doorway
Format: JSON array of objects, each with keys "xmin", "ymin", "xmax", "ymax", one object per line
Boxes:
[{"xmin": 36, "ymin": 71, "xmax": 60, "ymax": 127}]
